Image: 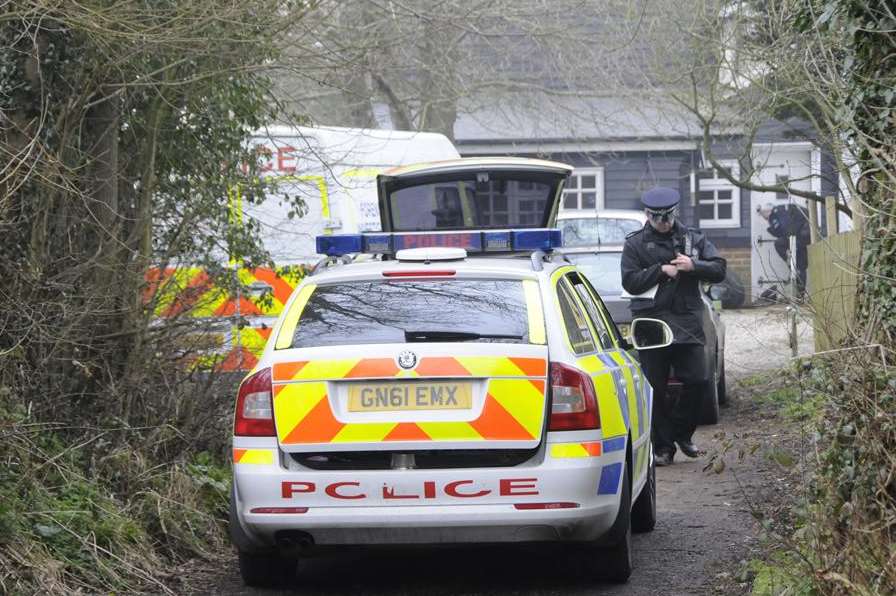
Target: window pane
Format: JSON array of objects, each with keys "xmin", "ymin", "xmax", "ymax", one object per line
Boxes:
[
  {"xmin": 288, "ymin": 280, "xmax": 530, "ymax": 348},
  {"xmin": 699, "ymin": 203, "xmax": 715, "ymax": 219},
  {"xmin": 698, "ymin": 190, "xmax": 716, "ymax": 204},
  {"xmin": 570, "ymin": 175, "xmax": 581, "ymax": 189},
  {"xmin": 581, "ymin": 175, "xmax": 596, "ymax": 188},
  {"xmin": 582, "ymin": 192, "xmax": 596, "ymax": 209},
  {"xmin": 557, "ymin": 282, "xmax": 596, "ymax": 354},
  {"xmin": 389, "ymin": 177, "xmax": 552, "ymax": 230},
  {"xmin": 563, "ymin": 192, "xmax": 578, "ymax": 209},
  {"xmin": 718, "ymin": 203, "xmax": 733, "ymax": 219},
  {"xmin": 569, "ymin": 274, "xmax": 613, "ymax": 350},
  {"xmin": 716, "ymin": 189, "xmax": 732, "ymax": 201},
  {"xmin": 776, "ymin": 175, "xmax": 790, "ymax": 200},
  {"xmin": 493, "ymin": 196, "xmax": 507, "ymax": 211},
  {"xmin": 565, "ymin": 252, "xmax": 624, "ymax": 294}
]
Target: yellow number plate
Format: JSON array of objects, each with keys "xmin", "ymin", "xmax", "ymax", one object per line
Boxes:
[{"xmin": 347, "ymin": 382, "xmax": 473, "ymax": 412}]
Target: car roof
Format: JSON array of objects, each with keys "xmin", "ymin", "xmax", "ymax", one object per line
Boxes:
[
  {"xmin": 306, "ymin": 255, "xmax": 569, "ymax": 285},
  {"xmin": 556, "ymin": 209, "xmax": 646, "ymax": 222},
  {"xmin": 560, "ymin": 245, "xmax": 625, "ymax": 254}
]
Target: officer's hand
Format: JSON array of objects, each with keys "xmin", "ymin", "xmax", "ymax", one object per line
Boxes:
[
  {"xmin": 661, "ymin": 264, "xmax": 679, "ymax": 278},
  {"xmin": 672, "ymin": 253, "xmax": 695, "ymax": 272}
]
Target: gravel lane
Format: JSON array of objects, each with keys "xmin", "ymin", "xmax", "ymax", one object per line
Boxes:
[{"xmin": 721, "ymin": 305, "xmax": 815, "ymax": 380}]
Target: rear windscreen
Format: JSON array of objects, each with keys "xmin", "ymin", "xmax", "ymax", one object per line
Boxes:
[
  {"xmin": 559, "ymin": 217, "xmax": 643, "ymax": 247},
  {"xmin": 284, "ymin": 280, "xmax": 531, "ymax": 348},
  {"xmin": 565, "ymin": 252, "xmax": 624, "ymax": 294},
  {"xmin": 388, "ymin": 176, "xmax": 554, "ymax": 231}
]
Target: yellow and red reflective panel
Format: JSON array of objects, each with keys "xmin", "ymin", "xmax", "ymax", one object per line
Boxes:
[
  {"xmin": 271, "ymin": 357, "xmax": 548, "ymax": 446},
  {"xmin": 232, "ymin": 448, "xmax": 274, "ymax": 465},
  {"xmin": 522, "ymin": 279, "xmax": 546, "ymax": 345},
  {"xmin": 272, "ymin": 356, "xmax": 546, "ymax": 382},
  {"xmin": 550, "ymin": 442, "xmax": 603, "ymax": 458},
  {"xmin": 576, "ymin": 354, "xmax": 628, "ymax": 438},
  {"xmin": 274, "ymin": 284, "xmax": 316, "ymax": 350}
]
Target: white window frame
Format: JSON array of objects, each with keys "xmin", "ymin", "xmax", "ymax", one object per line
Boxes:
[
  {"xmin": 561, "ymin": 167, "xmax": 605, "ymax": 212},
  {"xmin": 692, "ymin": 161, "xmax": 741, "ymax": 228}
]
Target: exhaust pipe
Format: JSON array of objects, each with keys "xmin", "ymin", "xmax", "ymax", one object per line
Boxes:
[{"xmin": 275, "ymin": 530, "xmax": 315, "ymax": 552}]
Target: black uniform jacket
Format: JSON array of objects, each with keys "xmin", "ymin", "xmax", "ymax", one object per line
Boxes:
[{"xmin": 621, "ymin": 221, "xmax": 726, "ymax": 345}]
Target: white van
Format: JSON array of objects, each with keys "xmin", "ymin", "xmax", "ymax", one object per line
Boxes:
[{"xmin": 245, "ymin": 125, "xmax": 461, "ymax": 264}]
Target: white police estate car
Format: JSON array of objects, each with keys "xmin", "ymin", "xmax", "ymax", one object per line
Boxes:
[{"xmin": 229, "ymin": 158, "xmax": 672, "ymax": 587}]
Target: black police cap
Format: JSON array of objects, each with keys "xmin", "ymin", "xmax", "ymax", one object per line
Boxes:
[{"xmin": 641, "ymin": 187, "xmax": 680, "ymax": 210}]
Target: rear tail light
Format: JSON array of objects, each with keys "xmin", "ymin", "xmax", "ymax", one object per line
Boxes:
[
  {"xmin": 234, "ymin": 367, "xmax": 275, "ymax": 436},
  {"xmin": 549, "ymin": 362, "xmax": 600, "ymax": 431}
]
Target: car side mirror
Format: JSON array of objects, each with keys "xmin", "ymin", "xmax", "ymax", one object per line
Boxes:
[
  {"xmin": 628, "ymin": 318, "xmax": 674, "ymax": 350},
  {"xmin": 708, "ymin": 285, "xmax": 727, "ymax": 301}
]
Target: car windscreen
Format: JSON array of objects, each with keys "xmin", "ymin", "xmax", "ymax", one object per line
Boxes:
[
  {"xmin": 559, "ymin": 217, "xmax": 643, "ymax": 247},
  {"xmin": 565, "ymin": 252, "xmax": 624, "ymax": 294},
  {"xmin": 284, "ymin": 279, "xmax": 532, "ymax": 348},
  {"xmin": 387, "ymin": 175, "xmax": 554, "ymax": 231}
]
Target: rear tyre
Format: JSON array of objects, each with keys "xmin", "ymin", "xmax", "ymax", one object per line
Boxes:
[
  {"xmin": 238, "ymin": 550, "xmax": 298, "ymax": 588},
  {"xmin": 699, "ymin": 359, "xmax": 720, "ymax": 425},
  {"xmin": 717, "ymin": 359, "xmax": 728, "ymax": 405},
  {"xmin": 631, "ymin": 451, "xmax": 656, "ymax": 533},
  {"xmin": 600, "ymin": 461, "xmax": 633, "ymax": 583}
]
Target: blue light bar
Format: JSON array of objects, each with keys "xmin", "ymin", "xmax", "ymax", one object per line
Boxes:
[
  {"xmin": 512, "ymin": 229, "xmax": 563, "ymax": 251},
  {"xmin": 314, "ymin": 229, "xmax": 562, "ymax": 257},
  {"xmin": 316, "ymin": 234, "xmax": 363, "ymax": 256},
  {"xmin": 483, "ymin": 231, "xmax": 512, "ymax": 252},
  {"xmin": 362, "ymin": 234, "xmax": 392, "ymax": 254}
]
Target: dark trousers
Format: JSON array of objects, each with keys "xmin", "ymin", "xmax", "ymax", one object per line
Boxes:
[
  {"xmin": 639, "ymin": 343, "xmax": 708, "ymax": 456},
  {"xmin": 774, "ymin": 237, "xmax": 808, "ymax": 294}
]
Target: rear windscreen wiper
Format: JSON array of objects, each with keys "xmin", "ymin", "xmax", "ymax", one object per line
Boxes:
[{"xmin": 404, "ymin": 330, "xmax": 523, "ymax": 342}]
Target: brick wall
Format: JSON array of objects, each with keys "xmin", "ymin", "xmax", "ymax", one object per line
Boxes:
[{"xmin": 717, "ymin": 247, "xmax": 752, "ymax": 303}]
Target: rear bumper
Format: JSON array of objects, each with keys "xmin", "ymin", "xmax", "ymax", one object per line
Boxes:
[{"xmin": 231, "ymin": 435, "xmax": 630, "ymax": 550}]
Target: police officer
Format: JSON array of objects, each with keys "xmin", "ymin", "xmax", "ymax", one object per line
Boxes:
[
  {"xmin": 757, "ymin": 203, "xmax": 811, "ymax": 297},
  {"xmin": 621, "ymin": 187, "xmax": 727, "ymax": 466}
]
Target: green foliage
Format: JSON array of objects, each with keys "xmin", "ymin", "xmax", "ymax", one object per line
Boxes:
[
  {"xmin": 796, "ymin": 0, "xmax": 896, "ymax": 347},
  {"xmin": 0, "ymin": 1, "xmax": 308, "ymax": 592},
  {"xmin": 749, "ymin": 554, "xmax": 814, "ymax": 596},
  {"xmin": 0, "ymin": 390, "xmax": 234, "ymax": 592},
  {"xmin": 748, "ymin": 358, "xmax": 896, "ymax": 595}
]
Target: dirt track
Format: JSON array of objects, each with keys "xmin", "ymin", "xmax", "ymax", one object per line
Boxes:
[{"xmin": 187, "ymin": 307, "xmax": 805, "ymax": 595}]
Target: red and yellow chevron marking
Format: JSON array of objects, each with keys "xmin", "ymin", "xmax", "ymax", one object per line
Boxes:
[
  {"xmin": 271, "ymin": 358, "xmax": 547, "ymax": 446},
  {"xmin": 550, "ymin": 442, "xmax": 603, "ymax": 458},
  {"xmin": 232, "ymin": 448, "xmax": 274, "ymax": 465},
  {"xmin": 145, "ymin": 266, "xmax": 305, "ymax": 319},
  {"xmin": 272, "ymin": 356, "xmax": 547, "ymax": 382}
]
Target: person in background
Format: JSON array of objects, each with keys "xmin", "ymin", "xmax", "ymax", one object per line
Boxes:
[
  {"xmin": 621, "ymin": 187, "xmax": 727, "ymax": 466},
  {"xmin": 757, "ymin": 203, "xmax": 812, "ymax": 298}
]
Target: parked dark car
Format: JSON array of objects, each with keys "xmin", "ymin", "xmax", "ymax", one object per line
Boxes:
[{"xmin": 563, "ymin": 247, "xmax": 728, "ymax": 424}]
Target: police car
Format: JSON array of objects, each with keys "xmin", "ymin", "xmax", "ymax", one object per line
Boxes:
[{"xmin": 229, "ymin": 158, "xmax": 673, "ymax": 586}]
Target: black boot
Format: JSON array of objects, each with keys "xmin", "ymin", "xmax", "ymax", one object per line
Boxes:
[{"xmin": 675, "ymin": 440, "xmax": 704, "ymax": 458}]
